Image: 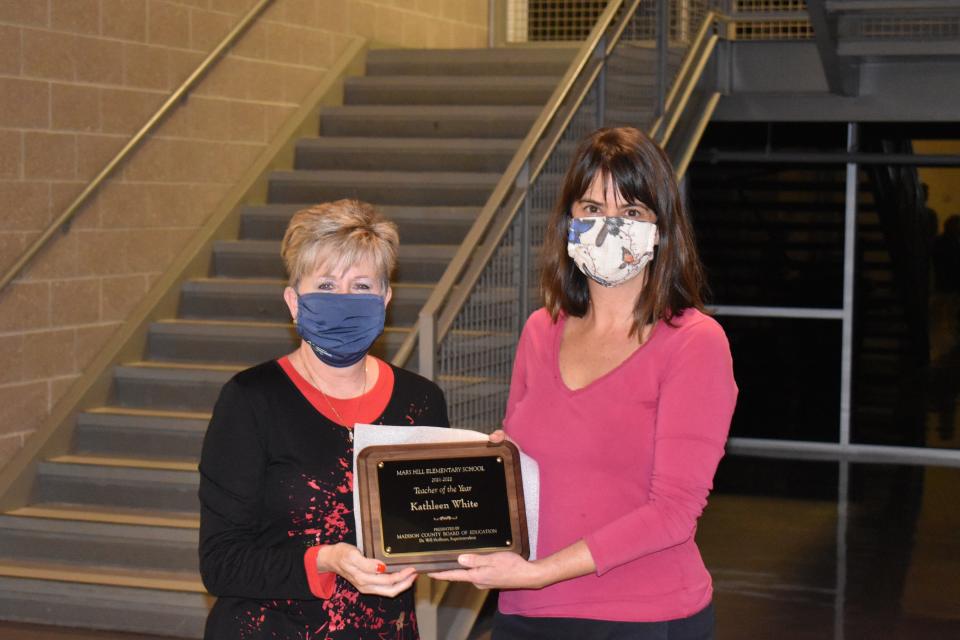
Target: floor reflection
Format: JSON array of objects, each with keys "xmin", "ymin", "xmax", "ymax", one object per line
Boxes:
[{"xmin": 702, "ymin": 457, "xmax": 960, "ymax": 639}]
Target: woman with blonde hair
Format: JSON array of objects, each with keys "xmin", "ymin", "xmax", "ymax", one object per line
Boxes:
[
  {"xmin": 432, "ymin": 128, "xmax": 737, "ymax": 640},
  {"xmin": 199, "ymin": 199, "xmax": 447, "ymax": 639}
]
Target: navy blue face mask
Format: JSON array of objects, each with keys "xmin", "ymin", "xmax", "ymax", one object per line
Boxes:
[{"xmin": 294, "ymin": 292, "xmax": 386, "ymax": 368}]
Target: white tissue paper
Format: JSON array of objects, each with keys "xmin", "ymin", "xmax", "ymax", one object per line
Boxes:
[{"xmin": 352, "ymin": 424, "xmax": 539, "ymax": 560}]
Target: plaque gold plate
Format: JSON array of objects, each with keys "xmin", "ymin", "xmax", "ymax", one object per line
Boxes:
[{"xmin": 356, "ymin": 441, "xmax": 529, "ymax": 571}]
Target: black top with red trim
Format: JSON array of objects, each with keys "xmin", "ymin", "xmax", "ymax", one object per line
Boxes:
[{"xmin": 199, "ymin": 357, "xmax": 449, "ymax": 639}]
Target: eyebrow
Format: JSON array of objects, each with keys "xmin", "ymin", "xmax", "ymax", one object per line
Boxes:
[{"xmin": 577, "ymin": 198, "xmax": 651, "ymax": 210}]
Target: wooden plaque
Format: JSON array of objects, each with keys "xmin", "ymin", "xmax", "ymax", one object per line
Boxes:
[{"xmin": 356, "ymin": 441, "xmax": 528, "ymax": 571}]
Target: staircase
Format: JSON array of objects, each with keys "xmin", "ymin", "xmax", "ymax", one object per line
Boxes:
[
  {"xmin": 688, "ymin": 153, "xmax": 915, "ymax": 444},
  {"xmin": 0, "ymin": 46, "xmax": 574, "ymax": 638}
]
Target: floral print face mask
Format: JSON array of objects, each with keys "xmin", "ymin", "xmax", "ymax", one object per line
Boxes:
[{"xmin": 566, "ymin": 216, "xmax": 659, "ymax": 287}]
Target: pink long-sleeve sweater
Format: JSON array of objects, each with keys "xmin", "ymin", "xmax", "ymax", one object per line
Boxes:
[{"xmin": 499, "ymin": 307, "xmax": 738, "ymax": 622}]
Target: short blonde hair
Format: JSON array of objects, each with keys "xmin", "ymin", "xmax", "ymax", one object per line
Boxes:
[{"xmin": 281, "ymin": 199, "xmax": 399, "ymax": 288}]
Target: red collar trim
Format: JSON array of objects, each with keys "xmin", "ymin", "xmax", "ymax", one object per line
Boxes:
[{"xmin": 277, "ymin": 356, "xmax": 394, "ymax": 427}]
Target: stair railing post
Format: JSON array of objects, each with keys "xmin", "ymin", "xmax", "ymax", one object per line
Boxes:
[
  {"xmin": 594, "ymin": 34, "xmax": 607, "ymax": 129},
  {"xmin": 418, "ymin": 311, "xmax": 437, "ymax": 382},
  {"xmin": 656, "ymin": 0, "xmax": 669, "ymax": 118},
  {"xmin": 518, "ymin": 159, "xmax": 531, "ymax": 335}
]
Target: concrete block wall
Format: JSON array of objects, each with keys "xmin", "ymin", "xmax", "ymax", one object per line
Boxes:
[{"xmin": 0, "ymin": 0, "xmax": 489, "ymax": 468}]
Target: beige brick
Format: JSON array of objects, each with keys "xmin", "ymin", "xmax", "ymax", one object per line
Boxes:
[
  {"xmin": 0, "ymin": 1, "xmax": 49, "ymax": 27},
  {"xmin": 0, "ymin": 231, "xmax": 30, "ymax": 276},
  {"xmin": 186, "ymin": 97, "xmax": 230, "ymax": 140},
  {"xmin": 232, "ymin": 20, "xmax": 266, "ymax": 59},
  {"xmin": 102, "ymin": 0, "xmax": 147, "ymax": 41},
  {"xmin": 22, "ymin": 28, "xmax": 76, "ymax": 80},
  {"xmin": 20, "ymin": 231, "xmax": 79, "ymax": 280},
  {"xmin": 123, "ymin": 227, "xmax": 176, "ymax": 272},
  {"xmin": 96, "ymin": 181, "xmax": 154, "ymax": 229},
  {"xmin": 222, "ymin": 142, "xmax": 260, "ymax": 180},
  {"xmin": 148, "ymin": 0, "xmax": 190, "ymax": 48},
  {"xmin": 124, "ymin": 43, "xmax": 169, "ymax": 90},
  {"xmin": 265, "ymin": 22, "xmax": 301, "ymax": 64},
  {"xmin": 374, "ymin": 6, "xmax": 404, "ymax": 45},
  {"xmin": 167, "ymin": 49, "xmax": 204, "ymax": 88},
  {"xmin": 0, "ymin": 25, "xmax": 21, "ymax": 75},
  {"xmin": 0, "ymin": 182, "xmax": 51, "ymax": 231},
  {"xmin": 244, "ymin": 59, "xmax": 283, "ymax": 102},
  {"xmin": 316, "ymin": 0, "xmax": 349, "ymax": 34},
  {"xmin": 74, "ymin": 36, "xmax": 125, "ymax": 85},
  {"xmin": 210, "ymin": 0, "xmax": 256, "ymax": 14},
  {"xmin": 101, "ymin": 88, "xmax": 164, "ymax": 135},
  {"xmin": 75, "ymin": 229, "xmax": 129, "ymax": 276},
  {"xmin": 401, "ymin": 10, "xmax": 427, "ymax": 47},
  {"xmin": 0, "ymin": 129, "xmax": 20, "ymax": 179},
  {"xmin": 101, "ymin": 274, "xmax": 147, "ymax": 321},
  {"xmin": 282, "ymin": 65, "xmax": 322, "ymax": 103},
  {"xmin": 194, "ymin": 57, "xmax": 247, "ymax": 99},
  {"xmin": 228, "ymin": 100, "xmax": 266, "ymax": 143},
  {"xmin": 348, "ymin": 1, "xmax": 376, "ymax": 39},
  {"xmin": 0, "ymin": 77, "xmax": 50, "ymax": 128},
  {"xmin": 144, "ymin": 183, "xmax": 194, "ymax": 227},
  {"xmin": 264, "ymin": 104, "xmax": 296, "ymax": 139},
  {"xmin": 74, "ymin": 323, "xmax": 117, "ymax": 367},
  {"xmin": 48, "ymin": 374, "xmax": 79, "ymax": 410},
  {"xmin": 283, "ymin": 0, "xmax": 315, "ymax": 24},
  {"xmin": 22, "ymin": 328, "xmax": 76, "ymax": 380},
  {"xmin": 50, "ymin": 277, "xmax": 101, "ymax": 326},
  {"xmin": 0, "ymin": 335, "xmax": 24, "ymax": 384},
  {"xmin": 190, "ymin": 8, "xmax": 232, "ymax": 51},
  {"xmin": 0, "ymin": 281, "xmax": 50, "ymax": 332},
  {"xmin": 76, "ymin": 134, "xmax": 125, "ymax": 182},
  {"xmin": 24, "ymin": 132, "xmax": 77, "ymax": 180},
  {"xmin": 51, "ymin": 0, "xmax": 101, "ymax": 35},
  {"xmin": 50, "ymin": 181, "xmax": 99, "ymax": 231},
  {"xmin": 52, "ymin": 84, "xmax": 101, "ymax": 132},
  {"xmin": 120, "ymin": 137, "xmax": 175, "ymax": 181},
  {"xmin": 467, "ymin": 0, "xmax": 487, "ymax": 27},
  {"xmin": 0, "ymin": 381, "xmax": 48, "ymax": 437},
  {"xmin": 300, "ymin": 27, "xmax": 334, "ymax": 69},
  {"xmin": 441, "ymin": 1, "xmax": 462, "ymax": 22},
  {"xmin": 0, "ymin": 433, "xmax": 25, "ymax": 468}
]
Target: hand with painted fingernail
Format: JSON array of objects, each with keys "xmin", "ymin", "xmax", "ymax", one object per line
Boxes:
[{"xmin": 317, "ymin": 543, "xmax": 417, "ymax": 597}]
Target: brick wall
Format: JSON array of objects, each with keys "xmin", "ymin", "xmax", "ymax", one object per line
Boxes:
[{"xmin": 0, "ymin": 0, "xmax": 488, "ymax": 468}]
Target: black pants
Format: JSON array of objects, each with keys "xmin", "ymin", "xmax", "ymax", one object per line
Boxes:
[{"xmin": 492, "ymin": 602, "xmax": 714, "ymax": 640}]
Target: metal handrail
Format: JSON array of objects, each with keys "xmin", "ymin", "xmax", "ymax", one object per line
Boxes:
[
  {"xmin": 391, "ymin": 0, "xmax": 642, "ymax": 370},
  {"xmin": 649, "ymin": 10, "xmax": 725, "ymax": 145},
  {"xmin": 0, "ymin": 0, "xmax": 274, "ymax": 293}
]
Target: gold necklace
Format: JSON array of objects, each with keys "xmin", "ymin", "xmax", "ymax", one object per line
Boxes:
[{"xmin": 300, "ymin": 352, "xmax": 367, "ymax": 436}]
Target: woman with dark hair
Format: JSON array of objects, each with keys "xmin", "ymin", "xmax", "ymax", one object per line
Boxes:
[{"xmin": 431, "ymin": 127, "xmax": 737, "ymax": 639}]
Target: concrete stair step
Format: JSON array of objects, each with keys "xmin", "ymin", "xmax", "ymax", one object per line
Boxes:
[
  {"xmin": 344, "ymin": 75, "xmax": 558, "ymax": 106},
  {"xmin": 34, "ymin": 457, "xmax": 199, "ymax": 513},
  {"xmin": 146, "ymin": 320, "xmax": 410, "ymax": 365},
  {"xmin": 212, "ymin": 239, "xmax": 457, "ymax": 281},
  {"xmin": 267, "ymin": 169, "xmax": 500, "ymax": 205},
  {"xmin": 0, "ymin": 508, "xmax": 198, "ymax": 572},
  {"xmin": 319, "ymin": 105, "xmax": 541, "ymax": 138},
  {"xmin": 365, "ymin": 47, "xmax": 575, "ymax": 77},
  {"xmin": 6, "ymin": 503, "xmax": 199, "ymax": 529},
  {"xmin": 240, "ymin": 203, "xmax": 478, "ymax": 243},
  {"xmin": 295, "ymin": 137, "xmax": 519, "ymax": 172},
  {"xmin": 0, "ymin": 571, "xmax": 207, "ymax": 638},
  {"xmin": 73, "ymin": 408, "xmax": 208, "ymax": 460},
  {"xmin": 111, "ymin": 363, "xmax": 237, "ymax": 412},
  {"xmin": 179, "ymin": 278, "xmax": 432, "ymax": 325}
]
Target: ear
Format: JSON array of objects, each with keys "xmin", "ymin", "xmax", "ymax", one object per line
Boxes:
[
  {"xmin": 283, "ymin": 286, "xmax": 299, "ymax": 322},
  {"xmin": 652, "ymin": 226, "xmax": 660, "ymax": 246},
  {"xmin": 383, "ymin": 285, "xmax": 392, "ymax": 308}
]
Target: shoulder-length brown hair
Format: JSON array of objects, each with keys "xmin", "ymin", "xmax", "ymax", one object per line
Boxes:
[{"xmin": 541, "ymin": 127, "xmax": 706, "ymax": 337}]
